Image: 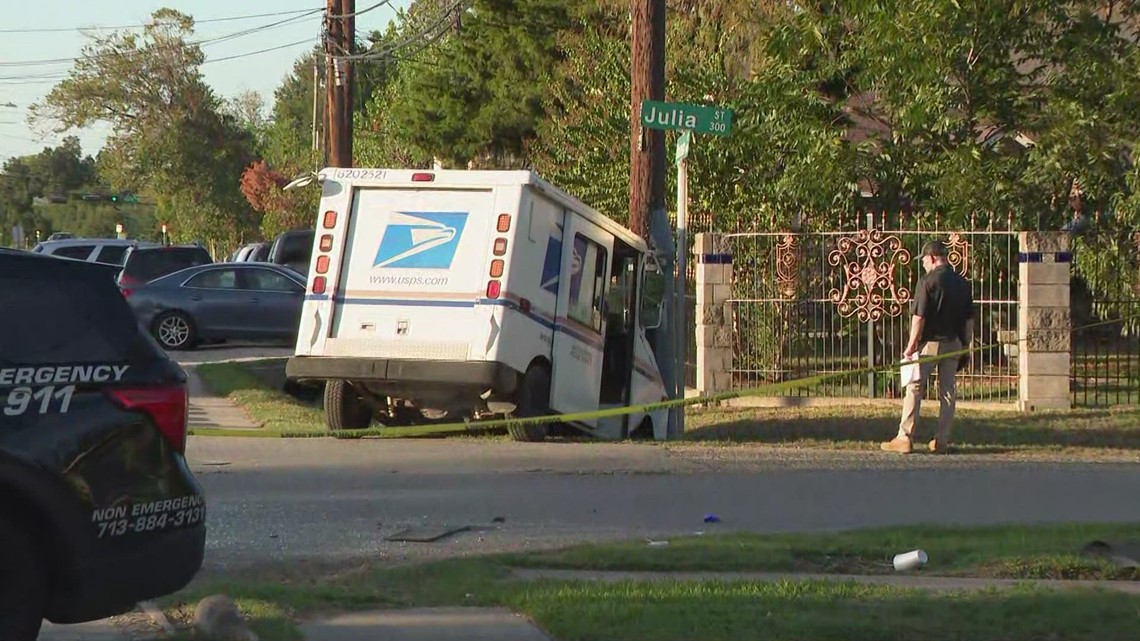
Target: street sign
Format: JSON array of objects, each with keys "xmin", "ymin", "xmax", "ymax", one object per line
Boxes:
[
  {"xmin": 641, "ymin": 100, "xmax": 733, "ymax": 137},
  {"xmin": 676, "ymin": 130, "xmax": 692, "ymax": 164}
]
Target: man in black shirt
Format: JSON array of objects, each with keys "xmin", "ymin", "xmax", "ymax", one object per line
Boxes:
[{"xmin": 882, "ymin": 240, "xmax": 975, "ymax": 454}]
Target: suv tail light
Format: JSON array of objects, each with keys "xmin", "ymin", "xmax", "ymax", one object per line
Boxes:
[{"xmin": 109, "ymin": 385, "xmax": 189, "ymax": 454}]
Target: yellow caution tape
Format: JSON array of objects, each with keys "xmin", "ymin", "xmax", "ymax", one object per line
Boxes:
[{"xmin": 272, "ymin": 314, "xmax": 1134, "ymax": 439}]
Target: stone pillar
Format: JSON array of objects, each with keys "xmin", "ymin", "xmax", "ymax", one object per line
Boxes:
[
  {"xmin": 1017, "ymin": 232, "xmax": 1072, "ymax": 411},
  {"xmin": 694, "ymin": 233, "xmax": 733, "ymax": 394}
]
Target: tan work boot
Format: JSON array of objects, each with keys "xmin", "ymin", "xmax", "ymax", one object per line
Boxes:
[
  {"xmin": 928, "ymin": 438, "xmax": 950, "ymax": 454},
  {"xmin": 880, "ymin": 437, "xmax": 912, "ymax": 453}
]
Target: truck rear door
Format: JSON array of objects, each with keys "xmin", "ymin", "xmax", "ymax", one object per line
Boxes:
[{"xmin": 318, "ymin": 184, "xmax": 497, "ymax": 359}]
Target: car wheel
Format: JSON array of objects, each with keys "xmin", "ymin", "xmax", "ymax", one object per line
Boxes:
[
  {"xmin": 324, "ymin": 380, "xmax": 372, "ymax": 431},
  {"xmin": 0, "ymin": 517, "xmax": 49, "ymax": 641},
  {"xmin": 153, "ymin": 311, "xmax": 197, "ymax": 351},
  {"xmin": 508, "ymin": 364, "xmax": 552, "ymax": 442}
]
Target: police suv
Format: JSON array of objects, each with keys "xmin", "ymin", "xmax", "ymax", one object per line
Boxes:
[{"xmin": 0, "ymin": 249, "xmax": 206, "ymax": 639}]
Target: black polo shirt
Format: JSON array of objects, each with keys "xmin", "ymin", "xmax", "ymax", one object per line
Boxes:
[{"xmin": 911, "ymin": 264, "xmax": 974, "ymax": 342}]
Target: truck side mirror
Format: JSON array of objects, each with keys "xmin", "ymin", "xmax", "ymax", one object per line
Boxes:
[{"xmin": 640, "ymin": 258, "xmax": 665, "ymax": 330}]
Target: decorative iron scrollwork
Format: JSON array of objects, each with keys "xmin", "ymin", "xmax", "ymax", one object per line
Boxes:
[
  {"xmin": 827, "ymin": 229, "xmax": 913, "ymax": 322},
  {"xmin": 946, "ymin": 232, "xmax": 970, "ymax": 275},
  {"xmin": 775, "ymin": 233, "xmax": 799, "ymax": 298}
]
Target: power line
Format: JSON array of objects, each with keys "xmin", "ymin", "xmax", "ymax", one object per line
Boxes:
[
  {"xmin": 0, "ymin": 9, "xmax": 324, "ymax": 68},
  {"xmin": 0, "ymin": 37, "xmax": 320, "ymax": 86},
  {"xmin": 205, "ymin": 38, "xmax": 318, "ymax": 64},
  {"xmin": 0, "ymin": 7, "xmax": 323, "ymax": 34},
  {"xmin": 332, "ymin": 0, "xmax": 466, "ymax": 62},
  {"xmin": 327, "ymin": 0, "xmax": 397, "ymax": 19}
]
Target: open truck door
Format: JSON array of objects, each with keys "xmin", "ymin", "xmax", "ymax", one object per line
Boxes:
[{"xmin": 549, "ymin": 214, "xmax": 614, "ymax": 429}]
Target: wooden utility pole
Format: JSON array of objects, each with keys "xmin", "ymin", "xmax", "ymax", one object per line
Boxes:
[
  {"xmin": 325, "ymin": 0, "xmax": 354, "ymax": 168},
  {"xmin": 629, "ymin": 0, "xmax": 667, "ymax": 240}
]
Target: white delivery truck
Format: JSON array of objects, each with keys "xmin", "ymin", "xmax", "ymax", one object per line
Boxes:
[{"xmin": 285, "ymin": 167, "xmax": 671, "ymax": 442}]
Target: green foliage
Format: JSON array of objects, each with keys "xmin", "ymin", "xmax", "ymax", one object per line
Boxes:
[
  {"xmin": 528, "ymin": 8, "xmax": 631, "ymax": 221},
  {"xmin": 386, "ymin": 0, "xmax": 573, "ymax": 167},
  {"xmin": 28, "ymin": 8, "xmax": 259, "ymax": 250}
]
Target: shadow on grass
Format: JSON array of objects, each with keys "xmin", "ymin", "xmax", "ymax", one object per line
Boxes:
[{"xmin": 684, "ymin": 406, "xmax": 1140, "ymax": 451}]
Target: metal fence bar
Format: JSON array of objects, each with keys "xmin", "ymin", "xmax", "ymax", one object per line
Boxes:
[
  {"xmin": 724, "ymin": 211, "xmax": 1019, "ymax": 401},
  {"xmin": 1070, "ymin": 226, "xmax": 1140, "ymax": 407}
]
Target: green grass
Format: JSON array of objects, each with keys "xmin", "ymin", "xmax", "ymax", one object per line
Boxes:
[
  {"xmin": 192, "ymin": 361, "xmax": 326, "ymax": 434},
  {"xmin": 190, "ymin": 361, "xmax": 504, "ymax": 440},
  {"xmin": 496, "ymin": 581, "xmax": 1139, "ymax": 641},
  {"xmin": 684, "ymin": 404, "xmax": 1140, "ymax": 454},
  {"xmin": 504, "ymin": 522, "xmax": 1140, "ymax": 580},
  {"xmin": 194, "ymin": 360, "xmax": 1140, "ymax": 453},
  {"xmin": 159, "ymin": 523, "xmax": 1140, "ymax": 641}
]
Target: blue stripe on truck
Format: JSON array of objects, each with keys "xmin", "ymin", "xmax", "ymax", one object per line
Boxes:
[{"xmin": 304, "ymin": 294, "xmax": 604, "ymax": 349}]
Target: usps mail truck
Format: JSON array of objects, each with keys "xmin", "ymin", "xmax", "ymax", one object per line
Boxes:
[{"xmin": 285, "ymin": 168, "xmax": 672, "ymax": 441}]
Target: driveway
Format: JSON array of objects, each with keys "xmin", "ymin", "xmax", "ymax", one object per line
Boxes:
[{"xmin": 171, "ymin": 341, "xmax": 293, "ymax": 367}]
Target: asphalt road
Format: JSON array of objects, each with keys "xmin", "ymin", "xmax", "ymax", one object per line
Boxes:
[{"xmin": 187, "ymin": 436, "xmax": 1140, "ymax": 578}]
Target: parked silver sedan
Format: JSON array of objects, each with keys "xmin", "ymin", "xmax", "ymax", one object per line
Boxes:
[{"xmin": 123, "ymin": 262, "xmax": 307, "ymax": 350}]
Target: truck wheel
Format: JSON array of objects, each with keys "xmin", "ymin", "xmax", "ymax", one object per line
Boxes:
[
  {"xmin": 508, "ymin": 365, "xmax": 551, "ymax": 442},
  {"xmin": 324, "ymin": 380, "xmax": 372, "ymax": 431},
  {"xmin": 0, "ymin": 517, "xmax": 49, "ymax": 641}
]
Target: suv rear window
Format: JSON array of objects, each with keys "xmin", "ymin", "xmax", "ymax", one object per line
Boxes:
[
  {"xmin": 0, "ymin": 267, "xmax": 147, "ymax": 365},
  {"xmin": 94, "ymin": 245, "xmax": 129, "ymax": 265},
  {"xmin": 272, "ymin": 231, "xmax": 313, "ymax": 262},
  {"xmin": 122, "ymin": 247, "xmax": 213, "ymax": 283},
  {"xmin": 51, "ymin": 245, "xmax": 95, "ymax": 260}
]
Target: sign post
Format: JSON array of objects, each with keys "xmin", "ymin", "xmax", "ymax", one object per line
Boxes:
[
  {"xmin": 673, "ymin": 130, "xmax": 691, "ymax": 439},
  {"xmin": 640, "ymin": 99, "xmax": 733, "ymax": 439}
]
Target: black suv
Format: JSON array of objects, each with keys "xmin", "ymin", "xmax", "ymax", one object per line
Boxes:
[
  {"xmin": 0, "ymin": 249, "xmax": 206, "ymax": 639},
  {"xmin": 118, "ymin": 244, "xmax": 214, "ymax": 288},
  {"xmin": 268, "ymin": 229, "xmax": 314, "ymax": 276}
]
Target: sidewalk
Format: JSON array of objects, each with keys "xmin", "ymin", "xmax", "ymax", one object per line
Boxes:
[
  {"xmin": 301, "ymin": 607, "xmax": 554, "ymax": 641},
  {"xmin": 185, "ymin": 365, "xmax": 261, "ymax": 430}
]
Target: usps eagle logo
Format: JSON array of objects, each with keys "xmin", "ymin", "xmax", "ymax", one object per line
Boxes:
[{"xmin": 373, "ymin": 211, "xmax": 468, "ymax": 269}]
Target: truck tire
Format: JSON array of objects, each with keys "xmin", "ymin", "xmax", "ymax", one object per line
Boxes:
[
  {"xmin": 508, "ymin": 365, "xmax": 551, "ymax": 442},
  {"xmin": 324, "ymin": 380, "xmax": 372, "ymax": 431},
  {"xmin": 0, "ymin": 517, "xmax": 49, "ymax": 641}
]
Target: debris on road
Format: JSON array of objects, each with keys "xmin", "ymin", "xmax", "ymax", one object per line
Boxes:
[{"xmin": 385, "ymin": 524, "xmax": 472, "ymax": 543}]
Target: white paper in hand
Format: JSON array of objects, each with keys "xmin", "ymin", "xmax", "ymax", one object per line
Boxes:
[{"xmin": 900, "ymin": 357, "xmax": 921, "ymax": 388}]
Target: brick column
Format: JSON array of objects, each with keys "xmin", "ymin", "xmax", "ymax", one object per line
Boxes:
[
  {"xmin": 694, "ymin": 233, "xmax": 733, "ymax": 394},
  {"xmin": 1017, "ymin": 232, "xmax": 1072, "ymax": 411}
]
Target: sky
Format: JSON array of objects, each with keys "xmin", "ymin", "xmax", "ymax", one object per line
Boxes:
[{"xmin": 0, "ymin": 0, "xmax": 413, "ymax": 163}]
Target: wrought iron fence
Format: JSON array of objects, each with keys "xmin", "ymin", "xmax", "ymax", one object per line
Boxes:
[
  {"xmin": 1070, "ymin": 226, "xmax": 1140, "ymax": 407},
  {"xmin": 725, "ymin": 211, "xmax": 1020, "ymax": 401}
]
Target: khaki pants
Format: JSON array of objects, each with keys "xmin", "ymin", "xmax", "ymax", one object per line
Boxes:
[{"xmin": 897, "ymin": 338, "xmax": 961, "ymax": 442}]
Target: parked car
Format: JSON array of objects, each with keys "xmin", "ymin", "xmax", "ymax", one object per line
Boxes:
[
  {"xmin": 31, "ymin": 237, "xmax": 159, "ymax": 267},
  {"xmin": 117, "ymin": 244, "xmax": 214, "ymax": 288},
  {"xmin": 230, "ymin": 241, "xmax": 270, "ymax": 263},
  {"xmin": 0, "ymin": 248, "xmax": 205, "ymax": 640},
  {"xmin": 124, "ymin": 262, "xmax": 307, "ymax": 350},
  {"xmin": 248, "ymin": 242, "xmax": 271, "ymax": 262},
  {"xmin": 268, "ymin": 228, "xmax": 314, "ymax": 275}
]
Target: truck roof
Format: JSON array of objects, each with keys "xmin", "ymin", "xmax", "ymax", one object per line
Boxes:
[{"xmin": 317, "ymin": 167, "xmax": 652, "ymax": 254}]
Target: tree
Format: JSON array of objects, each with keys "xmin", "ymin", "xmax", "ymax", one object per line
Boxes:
[
  {"xmin": 28, "ymin": 8, "xmax": 260, "ymax": 250},
  {"xmin": 238, "ymin": 159, "xmax": 318, "ymax": 238},
  {"xmin": 386, "ymin": 0, "xmax": 574, "ymax": 167},
  {"xmin": 224, "ymin": 90, "xmax": 271, "ymax": 151}
]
